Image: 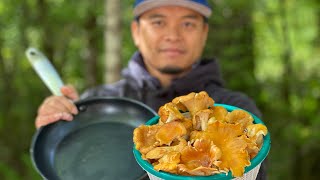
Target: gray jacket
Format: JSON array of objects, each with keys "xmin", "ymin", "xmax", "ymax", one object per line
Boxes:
[
  {"xmin": 81, "ymin": 51, "xmax": 267, "ymax": 180},
  {"xmin": 82, "ymin": 52, "xmax": 261, "ymax": 116}
]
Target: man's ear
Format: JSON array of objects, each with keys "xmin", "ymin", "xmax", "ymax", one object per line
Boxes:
[{"xmin": 131, "ymin": 21, "xmax": 139, "ymax": 47}]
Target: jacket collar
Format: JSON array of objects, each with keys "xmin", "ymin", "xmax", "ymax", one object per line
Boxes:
[{"xmin": 122, "ymin": 51, "xmax": 224, "ymax": 91}]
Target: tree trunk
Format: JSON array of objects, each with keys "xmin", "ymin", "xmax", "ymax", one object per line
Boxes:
[
  {"xmin": 84, "ymin": 14, "xmax": 100, "ymax": 87},
  {"xmin": 38, "ymin": 0, "xmax": 55, "ymax": 67},
  {"xmin": 104, "ymin": 0, "xmax": 122, "ymax": 84}
]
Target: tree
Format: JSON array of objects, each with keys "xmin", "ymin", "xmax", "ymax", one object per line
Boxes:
[{"xmin": 104, "ymin": 0, "xmax": 122, "ymax": 83}]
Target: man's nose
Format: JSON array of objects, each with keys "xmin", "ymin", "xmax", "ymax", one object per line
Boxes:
[{"xmin": 164, "ymin": 25, "xmax": 182, "ymax": 42}]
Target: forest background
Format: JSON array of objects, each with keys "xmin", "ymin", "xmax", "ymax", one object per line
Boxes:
[{"xmin": 0, "ymin": 0, "xmax": 319, "ymax": 179}]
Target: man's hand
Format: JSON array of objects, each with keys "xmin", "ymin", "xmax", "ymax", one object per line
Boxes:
[{"xmin": 35, "ymin": 85, "xmax": 79, "ymax": 129}]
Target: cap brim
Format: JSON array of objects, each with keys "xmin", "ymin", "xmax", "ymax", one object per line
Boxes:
[{"xmin": 133, "ymin": 0, "xmax": 212, "ymax": 18}]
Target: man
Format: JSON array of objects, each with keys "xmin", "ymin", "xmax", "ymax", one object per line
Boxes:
[{"xmin": 35, "ymin": 0, "xmax": 267, "ymax": 179}]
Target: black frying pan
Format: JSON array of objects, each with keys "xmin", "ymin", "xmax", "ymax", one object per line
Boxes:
[
  {"xmin": 30, "ymin": 97, "xmax": 157, "ymax": 180},
  {"xmin": 25, "ymin": 48, "xmax": 156, "ymax": 179}
]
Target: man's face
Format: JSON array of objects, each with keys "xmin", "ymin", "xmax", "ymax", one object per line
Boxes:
[{"xmin": 131, "ymin": 6, "xmax": 209, "ymax": 76}]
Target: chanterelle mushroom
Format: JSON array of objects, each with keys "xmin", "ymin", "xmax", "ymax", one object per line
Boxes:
[
  {"xmin": 178, "ymin": 139, "xmax": 222, "ymax": 176},
  {"xmin": 155, "ymin": 121, "xmax": 187, "ymax": 146},
  {"xmin": 158, "ymin": 102, "xmax": 185, "ymax": 124},
  {"xmin": 172, "ymin": 91, "xmax": 214, "ymax": 116},
  {"xmin": 246, "ymin": 124, "xmax": 268, "ymax": 147},
  {"xmin": 133, "ymin": 124, "xmax": 161, "ymax": 154},
  {"xmin": 193, "ymin": 109, "xmax": 213, "ymax": 131}
]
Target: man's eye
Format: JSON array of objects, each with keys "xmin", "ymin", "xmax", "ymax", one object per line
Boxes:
[
  {"xmin": 152, "ymin": 21, "xmax": 164, "ymax": 26},
  {"xmin": 183, "ymin": 22, "xmax": 195, "ymax": 28}
]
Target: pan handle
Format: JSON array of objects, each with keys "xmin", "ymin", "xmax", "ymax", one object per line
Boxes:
[{"xmin": 25, "ymin": 47, "xmax": 65, "ymax": 96}]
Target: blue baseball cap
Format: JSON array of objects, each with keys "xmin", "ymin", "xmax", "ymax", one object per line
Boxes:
[{"xmin": 133, "ymin": 0, "xmax": 212, "ymax": 18}]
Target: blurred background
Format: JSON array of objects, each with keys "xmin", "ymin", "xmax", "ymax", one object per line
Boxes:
[{"xmin": 0, "ymin": 0, "xmax": 319, "ymax": 179}]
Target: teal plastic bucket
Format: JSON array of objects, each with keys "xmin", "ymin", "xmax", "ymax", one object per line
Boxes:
[{"xmin": 133, "ymin": 104, "xmax": 271, "ymax": 180}]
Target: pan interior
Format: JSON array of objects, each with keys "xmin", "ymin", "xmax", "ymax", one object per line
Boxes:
[{"xmin": 54, "ymin": 122, "xmax": 141, "ymax": 180}]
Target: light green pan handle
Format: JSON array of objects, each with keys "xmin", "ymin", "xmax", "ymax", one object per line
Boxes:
[{"xmin": 25, "ymin": 47, "xmax": 64, "ymax": 96}]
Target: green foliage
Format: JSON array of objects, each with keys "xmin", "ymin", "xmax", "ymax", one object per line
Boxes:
[
  {"xmin": 253, "ymin": 0, "xmax": 320, "ymax": 179},
  {"xmin": 205, "ymin": 0, "xmax": 258, "ymax": 98},
  {"xmin": 0, "ymin": 0, "xmax": 319, "ymax": 179},
  {"xmin": 0, "ymin": 163, "xmax": 20, "ymax": 180}
]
